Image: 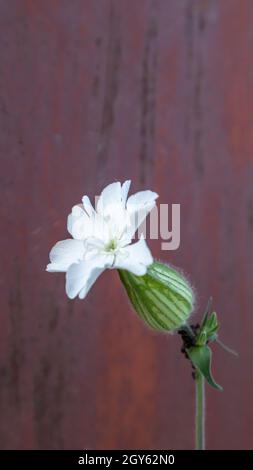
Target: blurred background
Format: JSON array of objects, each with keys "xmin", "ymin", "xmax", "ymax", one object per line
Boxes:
[{"xmin": 0, "ymin": 0, "xmax": 253, "ymax": 450}]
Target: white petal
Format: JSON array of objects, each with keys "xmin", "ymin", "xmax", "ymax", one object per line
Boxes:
[
  {"xmin": 67, "ymin": 205, "xmax": 93, "ymax": 240},
  {"xmin": 114, "ymin": 237, "xmax": 153, "ymax": 276},
  {"xmin": 67, "ymin": 205, "xmax": 84, "ymax": 236},
  {"xmin": 127, "ymin": 190, "xmax": 158, "ymax": 213},
  {"xmin": 46, "ymin": 239, "xmax": 85, "ymax": 272},
  {"xmin": 82, "ymin": 195, "xmax": 95, "ymax": 217},
  {"xmin": 126, "ymin": 190, "xmax": 158, "ymax": 239},
  {"xmin": 66, "ymin": 256, "xmax": 106, "ymax": 299},
  {"xmin": 96, "ymin": 182, "xmax": 122, "ymax": 215},
  {"xmin": 94, "ymin": 181, "xmax": 132, "ymax": 241},
  {"xmin": 91, "ymin": 212, "xmax": 111, "ymax": 242},
  {"xmin": 121, "ymin": 180, "xmax": 131, "ymax": 206}
]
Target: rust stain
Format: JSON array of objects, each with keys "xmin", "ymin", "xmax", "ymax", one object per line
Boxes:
[
  {"xmin": 217, "ymin": 0, "xmax": 253, "ymax": 171},
  {"xmin": 8, "ymin": 259, "xmax": 24, "ymax": 408},
  {"xmin": 139, "ymin": 1, "xmax": 158, "ymax": 184},
  {"xmin": 185, "ymin": 0, "xmax": 207, "ymax": 177},
  {"xmin": 96, "ymin": 275, "xmax": 157, "ymax": 449},
  {"xmin": 97, "ymin": 1, "xmax": 121, "ymax": 166},
  {"xmin": 0, "ymin": 0, "xmax": 253, "ymax": 451},
  {"xmin": 91, "ymin": 37, "xmax": 102, "ymax": 98}
]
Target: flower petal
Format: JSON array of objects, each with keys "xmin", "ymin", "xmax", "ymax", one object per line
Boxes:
[
  {"xmin": 125, "ymin": 190, "xmax": 158, "ymax": 239},
  {"xmin": 114, "ymin": 237, "xmax": 153, "ymax": 276},
  {"xmin": 66, "ymin": 256, "xmax": 106, "ymax": 299},
  {"xmin": 96, "ymin": 180, "xmax": 131, "ymax": 215},
  {"xmin": 127, "ymin": 190, "xmax": 158, "ymax": 214},
  {"xmin": 67, "ymin": 205, "xmax": 94, "ymax": 240},
  {"xmin": 121, "ymin": 180, "xmax": 131, "ymax": 206},
  {"xmin": 46, "ymin": 239, "xmax": 85, "ymax": 272},
  {"xmin": 96, "ymin": 182, "xmax": 122, "ymax": 214},
  {"xmin": 95, "ymin": 182, "xmax": 130, "ymax": 241},
  {"xmin": 82, "ymin": 195, "xmax": 95, "ymax": 217}
]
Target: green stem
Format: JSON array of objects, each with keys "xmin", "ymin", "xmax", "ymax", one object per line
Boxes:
[{"xmin": 195, "ymin": 369, "xmax": 205, "ymax": 450}]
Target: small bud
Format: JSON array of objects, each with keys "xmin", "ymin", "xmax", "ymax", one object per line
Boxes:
[
  {"xmin": 196, "ymin": 330, "xmax": 207, "ymax": 346},
  {"xmin": 118, "ymin": 261, "xmax": 195, "ymax": 331}
]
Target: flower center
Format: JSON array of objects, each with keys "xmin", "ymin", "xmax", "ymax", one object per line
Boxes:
[{"xmin": 104, "ymin": 239, "xmax": 118, "ymax": 252}]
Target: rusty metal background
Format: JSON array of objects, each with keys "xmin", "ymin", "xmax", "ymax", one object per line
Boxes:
[{"xmin": 0, "ymin": 0, "xmax": 253, "ymax": 449}]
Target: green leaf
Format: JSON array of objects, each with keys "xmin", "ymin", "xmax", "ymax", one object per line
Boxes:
[
  {"xmin": 205, "ymin": 312, "xmax": 219, "ymax": 337},
  {"xmin": 208, "ymin": 312, "xmax": 218, "ymax": 330},
  {"xmin": 201, "ymin": 297, "xmax": 213, "ymax": 328},
  {"xmin": 186, "ymin": 345, "xmax": 223, "ymax": 391},
  {"xmin": 118, "ymin": 261, "xmax": 195, "ymax": 332}
]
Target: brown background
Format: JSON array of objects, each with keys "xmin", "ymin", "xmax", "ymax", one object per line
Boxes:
[{"xmin": 0, "ymin": 0, "xmax": 252, "ymax": 450}]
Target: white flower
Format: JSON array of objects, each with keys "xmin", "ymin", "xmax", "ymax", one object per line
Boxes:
[{"xmin": 46, "ymin": 181, "xmax": 158, "ymax": 299}]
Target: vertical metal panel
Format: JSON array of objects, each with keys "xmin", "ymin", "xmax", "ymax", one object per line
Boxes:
[{"xmin": 0, "ymin": 0, "xmax": 252, "ymax": 449}]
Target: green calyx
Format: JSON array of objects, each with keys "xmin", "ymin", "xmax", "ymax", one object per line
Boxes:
[
  {"xmin": 183, "ymin": 298, "xmax": 222, "ymax": 391},
  {"xmin": 118, "ymin": 261, "xmax": 195, "ymax": 332}
]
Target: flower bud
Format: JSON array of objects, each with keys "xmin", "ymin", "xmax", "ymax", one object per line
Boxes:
[{"xmin": 118, "ymin": 261, "xmax": 194, "ymax": 331}]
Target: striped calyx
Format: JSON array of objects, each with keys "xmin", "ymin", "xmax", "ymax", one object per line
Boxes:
[{"xmin": 118, "ymin": 261, "xmax": 194, "ymax": 331}]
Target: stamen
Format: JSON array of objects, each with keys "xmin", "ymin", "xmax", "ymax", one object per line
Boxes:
[{"xmin": 105, "ymin": 239, "xmax": 118, "ymax": 252}]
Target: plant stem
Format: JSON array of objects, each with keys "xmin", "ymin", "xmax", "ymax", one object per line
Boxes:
[{"xmin": 195, "ymin": 369, "xmax": 205, "ymax": 450}]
